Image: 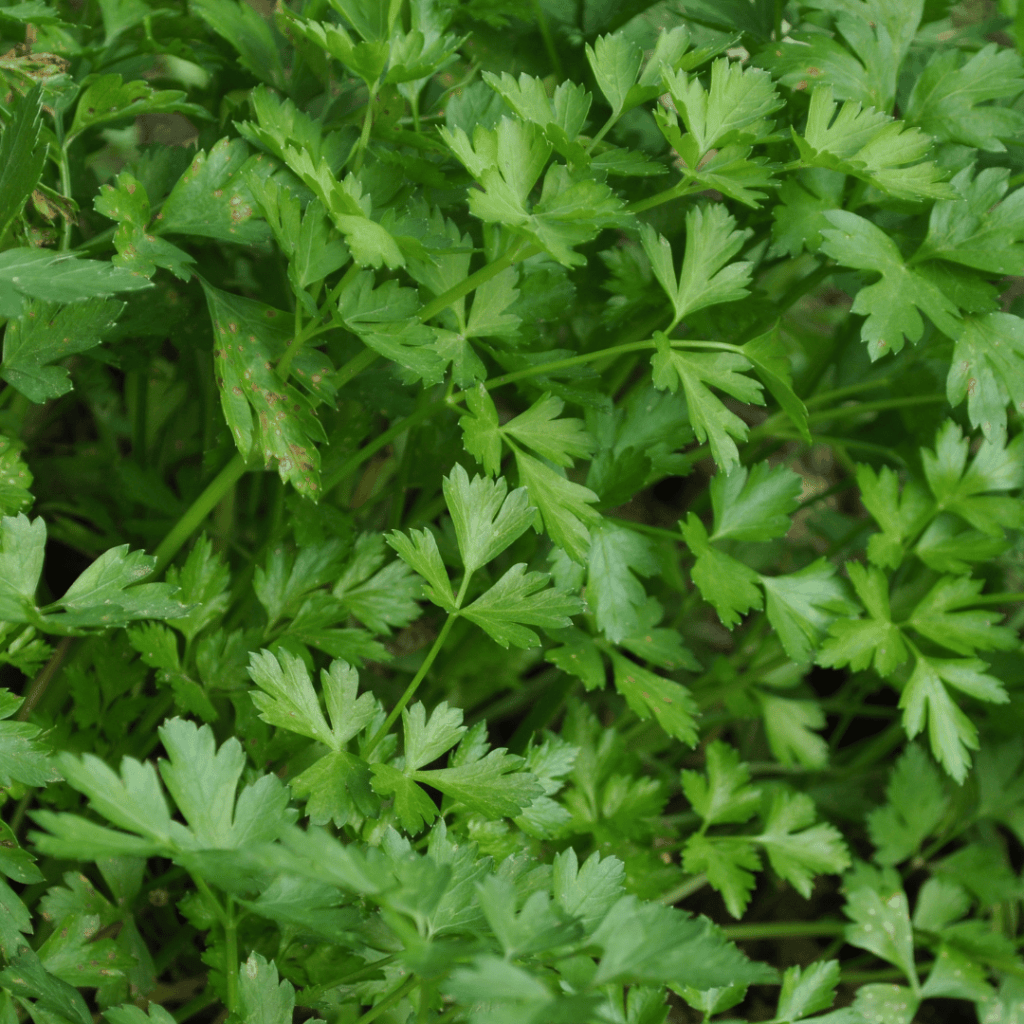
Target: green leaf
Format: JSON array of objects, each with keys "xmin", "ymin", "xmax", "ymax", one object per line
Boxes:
[
  {"xmin": 758, "ymin": 693, "xmax": 829, "ymax": 769},
  {"xmin": 94, "ymin": 172, "xmax": 194, "ymax": 281},
  {"xmin": 0, "ymin": 436, "xmax": 33, "ymax": 516},
  {"xmin": 1, "ymin": 296, "xmax": 124, "ymax": 403},
  {"xmin": 157, "ymin": 139, "xmax": 273, "ymax": 246},
  {"xmin": 552, "ymin": 847, "xmax": 625, "ymax": 933},
  {"xmin": 443, "ymin": 465, "xmax": 535, "ymax": 575},
  {"xmin": 461, "ymin": 564, "xmax": 580, "ymax": 649},
  {"xmin": 415, "ymin": 747, "xmax": 543, "ymax": 819},
  {"xmin": 639, "ymin": 205, "xmax": 753, "ymax": 328},
  {"xmin": 906, "ymin": 575, "xmax": 1017, "ymax": 656},
  {"xmin": 900, "ymin": 655, "xmax": 1005, "ymax": 783},
  {"xmin": 164, "ymin": 535, "xmax": 231, "ymax": 644},
  {"xmin": 820, "ymin": 209, "xmax": 960, "ymax": 360},
  {"xmin": 402, "ymin": 701, "xmax": 466, "ymax": 772},
  {"xmin": 683, "ymin": 832, "xmax": 759, "ymax": 918},
  {"xmin": 682, "ymin": 740, "xmax": 760, "ymax": 826},
  {"xmin": 742, "ymin": 326, "xmax": 811, "ymax": 443},
  {"xmin": 248, "ymin": 650, "xmax": 377, "ymax": 749},
  {"xmin": 680, "ymin": 513, "xmax": 763, "ymax": 628},
  {"xmin": 761, "ymin": 560, "xmax": 857, "ymax": 664},
  {"xmin": 191, "ymin": 0, "xmax": 287, "ymax": 89},
  {"xmin": 796, "ymin": 86, "xmax": 953, "ymax": 202},
  {"xmin": 513, "ymin": 450, "xmax": 600, "ymax": 564},
  {"xmin": 585, "ymin": 33, "xmax": 643, "ymax": 118},
  {"xmin": 0, "ymin": 248, "xmax": 149, "ymax": 319},
  {"xmin": 590, "ymin": 894, "xmax": 775, "ymax": 987},
  {"xmin": 332, "ymin": 544, "xmax": 421, "ymax": 636},
  {"xmin": 867, "ymin": 745, "xmax": 948, "ymax": 865},
  {"xmin": 916, "ymin": 167, "xmax": 1024, "ymax": 276},
  {"xmin": 946, "ymin": 312, "xmax": 1024, "ymax": 441},
  {"xmin": 157, "ymin": 718, "xmax": 295, "ymax": 849},
  {"xmin": 768, "ymin": 168, "xmax": 846, "ymax": 259},
  {"xmin": 586, "ymin": 520, "xmax": 659, "ymax": 643},
  {"xmin": 501, "ymin": 393, "xmax": 595, "ymax": 467},
  {"xmin": 459, "ymin": 384, "xmax": 503, "ymax": 477},
  {"xmin": 237, "ymin": 952, "xmax": 295, "ymax": 1024},
  {"xmin": 652, "ymin": 338, "xmax": 764, "ymax": 472},
  {"xmin": 202, "ymin": 282, "xmax": 325, "ymax": 496},
  {"xmin": 856, "ymin": 463, "xmax": 932, "ymax": 569},
  {"xmin": 545, "ymin": 628, "xmax": 606, "ymax": 691},
  {"xmin": 0, "ymin": 85, "xmax": 46, "ymax": 245},
  {"xmin": 710, "ymin": 460, "xmax": 801, "ymax": 542},
  {"xmin": 291, "ymin": 749, "xmax": 377, "ymax": 828},
  {"xmin": 661, "ymin": 59, "xmax": 783, "ymax": 159},
  {"xmin": 609, "ymin": 652, "xmax": 698, "ymax": 745},
  {"xmin": 844, "ymin": 867, "xmax": 918, "ymax": 988},
  {"xmin": 754, "ymin": 792, "xmax": 850, "ymax": 898},
  {"xmin": 0, "ymin": 689, "xmax": 60, "ymax": 788},
  {"xmin": 774, "ymin": 961, "xmax": 842, "ymax": 1023},
  {"xmin": 905, "ymin": 45, "xmax": 1024, "ymax": 152},
  {"xmin": 44, "ymin": 544, "xmax": 187, "ymax": 631},
  {"xmin": 817, "ymin": 562, "xmax": 907, "ymax": 677},
  {"xmin": 386, "ymin": 527, "xmax": 457, "ymax": 612},
  {"xmin": 921, "ymin": 420, "xmax": 1024, "ymax": 535},
  {"xmin": 67, "ymin": 74, "xmax": 209, "ymax": 143},
  {"xmin": 0, "ymin": 514, "xmax": 45, "ymax": 622}
]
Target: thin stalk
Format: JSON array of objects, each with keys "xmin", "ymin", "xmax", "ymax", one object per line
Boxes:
[
  {"xmin": 133, "ymin": 369, "xmax": 148, "ymax": 467},
  {"xmin": 352, "ymin": 81, "xmax": 379, "ymax": 174},
  {"xmin": 627, "ymin": 181, "xmax": 702, "ymax": 215},
  {"xmin": 322, "ymin": 400, "xmax": 438, "ymax": 494},
  {"xmin": 586, "ymin": 112, "xmax": 617, "ymax": 154},
  {"xmin": 766, "ymin": 432, "xmax": 909, "ymax": 464},
  {"xmin": 804, "ymin": 378, "xmax": 893, "ymax": 408},
  {"xmin": 296, "ymin": 955, "xmax": 398, "ymax": 1005},
  {"xmin": 153, "ymin": 454, "xmax": 249, "ymax": 575},
  {"xmin": 55, "ymin": 129, "xmax": 74, "ymax": 251},
  {"xmin": 275, "ymin": 301, "xmax": 305, "ymax": 382},
  {"xmin": 17, "ymin": 635, "xmax": 73, "ymax": 721},
  {"xmin": 334, "ymin": 347, "xmax": 379, "ymax": 390},
  {"xmin": 660, "ymin": 874, "xmax": 708, "ymax": 905},
  {"xmin": 417, "ymin": 242, "xmax": 539, "ymax": 324},
  {"xmin": 174, "ymin": 990, "xmax": 220, "ymax": 1023},
  {"xmin": 722, "ymin": 921, "xmax": 846, "ymax": 941},
  {"xmin": 530, "ymin": 0, "xmax": 563, "ymax": 78},
  {"xmin": 963, "ymin": 592, "xmax": 1024, "ymax": 606},
  {"xmin": 363, "ymin": 611, "xmax": 459, "ymax": 759},
  {"xmin": 355, "ymin": 975, "xmax": 417, "ymax": 1024},
  {"xmin": 224, "ymin": 899, "xmax": 239, "ymax": 1014}
]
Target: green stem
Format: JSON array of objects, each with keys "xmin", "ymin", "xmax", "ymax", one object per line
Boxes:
[
  {"xmin": 722, "ymin": 921, "xmax": 846, "ymax": 941},
  {"xmin": 586, "ymin": 112, "xmax": 618, "ymax": 154},
  {"xmin": 806, "ymin": 393, "xmax": 946, "ymax": 422},
  {"xmin": 962, "ymin": 592, "xmax": 1024, "ymax": 606},
  {"xmin": 804, "ymin": 378, "xmax": 893, "ymax": 408},
  {"xmin": 530, "ymin": 0, "xmax": 563, "ymax": 79},
  {"xmin": 364, "ymin": 593, "xmax": 465, "ymax": 759},
  {"xmin": 627, "ymin": 181, "xmax": 703, "ymax": 215},
  {"xmin": 17, "ymin": 635, "xmax": 73, "ymax": 721},
  {"xmin": 334, "ymin": 347, "xmax": 379, "ymax": 390},
  {"xmin": 275, "ymin": 301, "xmax": 305, "ymax": 382},
  {"xmin": 133, "ymin": 368, "xmax": 148, "ymax": 467},
  {"xmin": 296, "ymin": 956, "xmax": 398, "ymax": 1005},
  {"xmin": 322, "ymin": 400, "xmax": 438, "ymax": 494},
  {"xmin": 352, "ymin": 80, "xmax": 379, "ymax": 174},
  {"xmin": 174, "ymin": 990, "xmax": 220, "ymax": 1023},
  {"xmin": 224, "ymin": 899, "xmax": 239, "ymax": 1014},
  {"xmin": 153, "ymin": 454, "xmax": 249, "ymax": 575},
  {"xmin": 660, "ymin": 874, "xmax": 708, "ymax": 905},
  {"xmin": 355, "ymin": 975, "xmax": 418, "ymax": 1024},
  {"xmin": 417, "ymin": 242, "xmax": 539, "ymax": 324},
  {"xmin": 56, "ymin": 138, "xmax": 73, "ymax": 251}
]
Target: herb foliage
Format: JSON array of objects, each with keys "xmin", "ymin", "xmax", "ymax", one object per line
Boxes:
[{"xmin": 1, "ymin": 0, "xmax": 1024, "ymax": 1021}]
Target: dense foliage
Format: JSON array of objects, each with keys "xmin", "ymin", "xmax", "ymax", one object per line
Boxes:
[{"xmin": 2, "ymin": 0, "xmax": 1024, "ymax": 1020}]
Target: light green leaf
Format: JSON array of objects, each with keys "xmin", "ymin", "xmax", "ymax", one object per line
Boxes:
[{"xmin": 460, "ymin": 564, "xmax": 580, "ymax": 649}]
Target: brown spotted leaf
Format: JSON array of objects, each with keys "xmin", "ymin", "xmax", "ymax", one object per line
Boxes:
[
  {"xmin": 156, "ymin": 138, "xmax": 276, "ymax": 246},
  {"xmin": 201, "ymin": 282, "xmax": 326, "ymax": 497}
]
